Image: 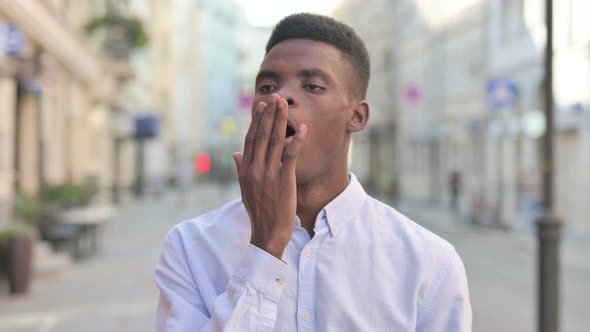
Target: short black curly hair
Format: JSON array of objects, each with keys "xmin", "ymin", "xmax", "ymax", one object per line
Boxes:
[{"xmin": 265, "ymin": 13, "xmax": 371, "ymax": 99}]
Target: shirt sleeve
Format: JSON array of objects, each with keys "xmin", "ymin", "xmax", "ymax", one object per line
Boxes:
[
  {"xmin": 416, "ymin": 246, "xmax": 472, "ymax": 332},
  {"xmin": 155, "ymin": 227, "xmax": 289, "ymax": 332}
]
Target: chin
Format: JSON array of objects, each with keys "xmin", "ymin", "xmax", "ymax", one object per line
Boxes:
[
  {"xmin": 295, "ymin": 163, "xmax": 326, "ymax": 188},
  {"xmin": 295, "ymin": 167, "xmax": 313, "ymax": 186}
]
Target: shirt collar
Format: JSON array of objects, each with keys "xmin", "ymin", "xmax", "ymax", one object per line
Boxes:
[{"xmin": 321, "ymin": 173, "xmax": 368, "ymax": 237}]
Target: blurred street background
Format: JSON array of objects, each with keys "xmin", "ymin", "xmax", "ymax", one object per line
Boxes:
[{"xmin": 0, "ymin": 0, "xmax": 589, "ymax": 331}]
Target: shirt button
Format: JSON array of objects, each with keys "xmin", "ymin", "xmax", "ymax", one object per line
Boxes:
[
  {"xmin": 302, "ymin": 311, "xmax": 310, "ymax": 321},
  {"xmin": 276, "ymin": 278, "xmax": 287, "ymax": 288},
  {"xmin": 304, "ymin": 248, "xmax": 312, "ymax": 257},
  {"xmin": 332, "ymin": 226, "xmax": 339, "ymax": 235}
]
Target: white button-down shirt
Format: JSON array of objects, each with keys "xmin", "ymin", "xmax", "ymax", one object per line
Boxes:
[{"xmin": 155, "ymin": 174, "xmax": 471, "ymax": 331}]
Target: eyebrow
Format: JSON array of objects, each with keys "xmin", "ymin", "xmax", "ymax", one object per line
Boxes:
[
  {"xmin": 255, "ymin": 70, "xmax": 280, "ymax": 84},
  {"xmin": 255, "ymin": 68, "xmax": 333, "ymax": 84},
  {"xmin": 297, "ymin": 68, "xmax": 332, "ymax": 82}
]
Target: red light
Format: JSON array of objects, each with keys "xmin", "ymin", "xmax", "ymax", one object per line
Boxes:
[{"xmin": 195, "ymin": 154, "xmax": 211, "ymax": 174}]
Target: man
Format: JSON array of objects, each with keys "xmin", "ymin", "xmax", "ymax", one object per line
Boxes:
[
  {"xmin": 449, "ymin": 169, "xmax": 462, "ymax": 214},
  {"xmin": 155, "ymin": 13, "xmax": 471, "ymax": 331}
]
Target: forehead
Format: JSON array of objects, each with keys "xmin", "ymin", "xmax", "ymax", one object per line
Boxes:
[{"xmin": 260, "ymin": 39, "xmax": 349, "ymax": 78}]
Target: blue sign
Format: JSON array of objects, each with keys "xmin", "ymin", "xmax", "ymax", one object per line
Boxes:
[
  {"xmin": 486, "ymin": 79, "xmax": 519, "ymax": 112},
  {"xmin": 0, "ymin": 22, "xmax": 26, "ymax": 56},
  {"xmin": 134, "ymin": 115, "xmax": 159, "ymax": 139}
]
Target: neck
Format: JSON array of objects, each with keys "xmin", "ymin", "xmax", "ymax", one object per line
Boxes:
[{"xmin": 296, "ymin": 167, "xmax": 350, "ymax": 236}]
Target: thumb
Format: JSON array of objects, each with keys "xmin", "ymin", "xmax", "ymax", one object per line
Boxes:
[
  {"xmin": 232, "ymin": 152, "xmax": 243, "ymax": 174},
  {"xmin": 281, "ymin": 124, "xmax": 307, "ymax": 174}
]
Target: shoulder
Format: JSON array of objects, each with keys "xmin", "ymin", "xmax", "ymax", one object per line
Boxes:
[
  {"xmin": 156, "ymin": 199, "xmax": 252, "ymax": 286},
  {"xmin": 162, "ymin": 199, "xmax": 250, "ymax": 254},
  {"xmin": 366, "ymin": 197, "xmax": 456, "ymax": 253},
  {"xmin": 362, "ymin": 197, "xmax": 469, "ymax": 314},
  {"xmin": 362, "ymin": 196, "xmax": 464, "ymax": 281}
]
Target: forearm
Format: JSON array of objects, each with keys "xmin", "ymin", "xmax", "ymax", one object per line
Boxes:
[{"xmin": 156, "ymin": 244, "xmax": 288, "ymax": 332}]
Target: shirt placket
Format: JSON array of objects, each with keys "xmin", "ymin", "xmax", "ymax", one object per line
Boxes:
[
  {"xmin": 296, "ymin": 215, "xmax": 329, "ymax": 332},
  {"xmin": 297, "ymin": 241, "xmax": 317, "ymax": 331}
]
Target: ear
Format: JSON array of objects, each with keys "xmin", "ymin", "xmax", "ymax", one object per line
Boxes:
[{"xmin": 347, "ymin": 101, "xmax": 369, "ymax": 133}]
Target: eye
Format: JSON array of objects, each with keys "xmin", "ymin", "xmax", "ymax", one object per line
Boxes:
[
  {"xmin": 305, "ymin": 84, "xmax": 325, "ymax": 92},
  {"xmin": 258, "ymin": 84, "xmax": 276, "ymax": 93}
]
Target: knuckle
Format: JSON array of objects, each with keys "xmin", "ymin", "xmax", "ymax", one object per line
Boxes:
[
  {"xmin": 256, "ymin": 128, "xmax": 266, "ymax": 138},
  {"xmin": 269, "ymin": 134, "xmax": 282, "ymax": 145},
  {"xmin": 249, "ymin": 169, "xmax": 263, "ymax": 181}
]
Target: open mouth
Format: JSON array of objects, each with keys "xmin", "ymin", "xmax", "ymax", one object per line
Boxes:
[{"xmin": 285, "ymin": 124, "xmax": 296, "ymax": 138}]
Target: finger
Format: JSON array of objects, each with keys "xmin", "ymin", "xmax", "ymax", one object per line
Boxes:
[
  {"xmin": 281, "ymin": 124, "xmax": 307, "ymax": 175},
  {"xmin": 232, "ymin": 152, "xmax": 243, "ymax": 175},
  {"xmin": 252, "ymin": 94, "xmax": 279, "ymax": 166},
  {"xmin": 266, "ymin": 98, "xmax": 288, "ymax": 169},
  {"xmin": 242, "ymin": 102, "xmax": 266, "ymax": 167}
]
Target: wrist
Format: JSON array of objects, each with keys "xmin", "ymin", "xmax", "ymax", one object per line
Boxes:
[{"xmin": 251, "ymin": 234, "xmax": 290, "ymax": 259}]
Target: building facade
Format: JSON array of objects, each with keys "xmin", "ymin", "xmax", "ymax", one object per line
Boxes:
[
  {"xmin": 335, "ymin": 0, "xmax": 399, "ymax": 199},
  {"xmin": 151, "ymin": 0, "xmax": 241, "ymax": 184},
  {"xmin": 487, "ymin": 0, "xmax": 590, "ymax": 232},
  {"xmin": 338, "ymin": 0, "xmax": 590, "ymax": 233},
  {"xmin": 0, "ymin": 0, "xmax": 140, "ymax": 226}
]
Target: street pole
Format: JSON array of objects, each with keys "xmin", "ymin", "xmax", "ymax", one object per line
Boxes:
[{"xmin": 537, "ymin": 0, "xmax": 562, "ymax": 331}]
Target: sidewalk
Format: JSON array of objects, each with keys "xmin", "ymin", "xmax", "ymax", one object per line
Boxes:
[{"xmin": 394, "ymin": 199, "xmax": 590, "ymax": 273}]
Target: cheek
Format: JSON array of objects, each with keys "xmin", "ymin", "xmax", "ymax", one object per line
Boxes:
[{"xmin": 304, "ymin": 120, "xmax": 346, "ymax": 152}]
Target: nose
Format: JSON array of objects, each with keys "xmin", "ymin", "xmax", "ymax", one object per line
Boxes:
[{"xmin": 277, "ymin": 84, "xmax": 296, "ymax": 107}]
